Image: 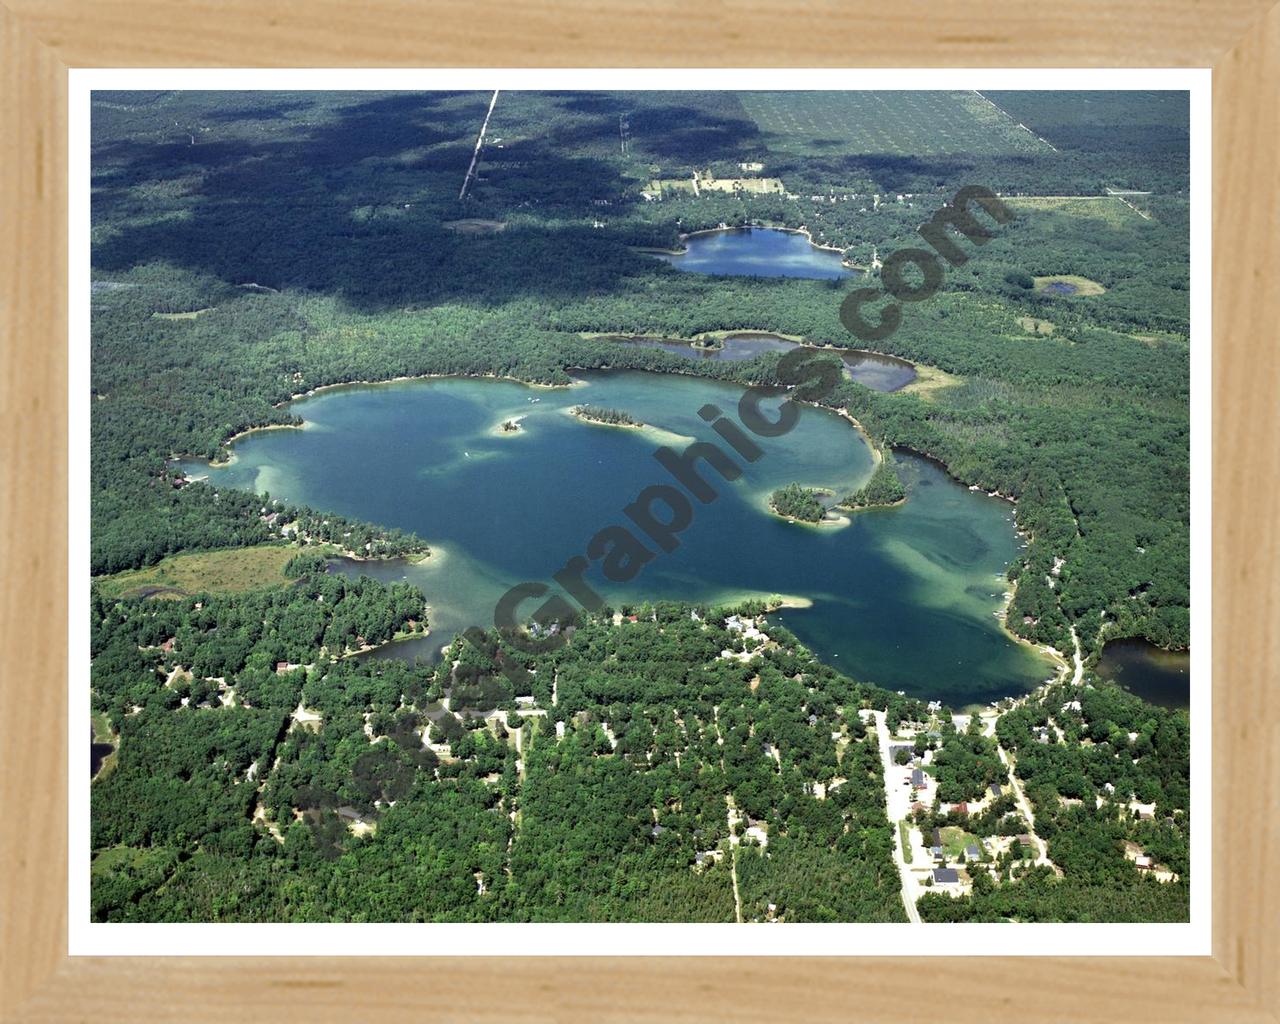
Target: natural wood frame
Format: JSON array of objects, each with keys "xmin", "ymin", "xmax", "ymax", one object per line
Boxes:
[{"xmin": 2, "ymin": 2, "xmax": 1276, "ymax": 1019}]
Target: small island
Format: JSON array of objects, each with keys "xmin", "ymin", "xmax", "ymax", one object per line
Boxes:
[
  {"xmin": 840, "ymin": 453, "xmax": 907, "ymax": 510},
  {"xmin": 570, "ymin": 404, "xmax": 643, "ymax": 428},
  {"xmin": 769, "ymin": 483, "xmax": 831, "ymax": 523}
]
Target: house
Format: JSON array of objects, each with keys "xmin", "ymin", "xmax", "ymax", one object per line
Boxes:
[
  {"xmin": 911, "ymin": 769, "xmax": 926, "ymax": 787},
  {"xmin": 1134, "ymin": 855, "xmax": 1153, "ymax": 870},
  {"xmin": 952, "ymin": 802, "xmax": 969, "ymax": 816},
  {"xmin": 989, "ymin": 784, "xmax": 1002, "ymax": 798},
  {"xmin": 1017, "ymin": 834, "xmax": 1034, "ymax": 849},
  {"xmin": 965, "ymin": 843, "xmax": 981, "ymax": 862},
  {"xmin": 930, "ymin": 828, "xmax": 942, "ymax": 846},
  {"xmin": 933, "ymin": 868, "xmax": 959, "ymax": 884},
  {"xmin": 929, "ymin": 845, "xmax": 944, "ymax": 861}
]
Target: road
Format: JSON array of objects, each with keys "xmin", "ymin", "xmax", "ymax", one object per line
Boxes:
[
  {"xmin": 995, "ymin": 741, "xmax": 1055, "ymax": 870},
  {"xmin": 459, "ymin": 90, "xmax": 500, "ymax": 200},
  {"xmin": 871, "ymin": 710, "xmax": 922, "ymax": 924}
]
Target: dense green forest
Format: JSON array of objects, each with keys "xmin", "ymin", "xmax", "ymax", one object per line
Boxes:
[
  {"xmin": 840, "ymin": 452, "xmax": 906, "ymax": 509},
  {"xmin": 90, "ymin": 89, "xmax": 1192, "ymax": 923},
  {"xmin": 768, "ymin": 483, "xmax": 829, "ymax": 522},
  {"xmin": 93, "ymin": 589, "xmax": 914, "ymax": 922}
]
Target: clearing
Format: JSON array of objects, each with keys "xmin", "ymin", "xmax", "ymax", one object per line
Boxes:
[
  {"xmin": 739, "ymin": 91, "xmax": 1052, "ymax": 157},
  {"xmin": 1016, "ymin": 316, "xmax": 1055, "ymax": 336},
  {"xmin": 95, "ymin": 543, "xmax": 305, "ymax": 598},
  {"xmin": 1034, "ymin": 274, "xmax": 1107, "ymax": 298}
]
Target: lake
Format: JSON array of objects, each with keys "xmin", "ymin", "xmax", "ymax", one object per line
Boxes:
[
  {"xmin": 185, "ymin": 372, "xmax": 1052, "ymax": 708},
  {"xmin": 652, "ymin": 227, "xmax": 856, "ymax": 280},
  {"xmin": 1095, "ymin": 638, "xmax": 1190, "ymax": 709},
  {"xmin": 610, "ymin": 332, "xmax": 917, "ymax": 393}
]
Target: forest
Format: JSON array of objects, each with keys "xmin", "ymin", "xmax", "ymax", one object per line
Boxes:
[
  {"xmin": 918, "ymin": 679, "xmax": 1190, "ymax": 922},
  {"xmin": 89, "ymin": 89, "xmax": 1192, "ymax": 923},
  {"xmin": 768, "ymin": 483, "xmax": 828, "ymax": 522},
  {"xmin": 840, "ymin": 452, "xmax": 906, "ymax": 509},
  {"xmin": 93, "ymin": 594, "xmax": 915, "ymax": 922}
]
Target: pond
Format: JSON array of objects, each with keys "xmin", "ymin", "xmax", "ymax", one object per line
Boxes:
[
  {"xmin": 609, "ymin": 332, "xmax": 917, "ymax": 393},
  {"xmin": 1094, "ymin": 638, "xmax": 1190, "ymax": 709},
  {"xmin": 91, "ymin": 731, "xmax": 113, "ymax": 778},
  {"xmin": 651, "ymin": 227, "xmax": 856, "ymax": 280},
  {"xmin": 184, "ymin": 371, "xmax": 1052, "ymax": 708}
]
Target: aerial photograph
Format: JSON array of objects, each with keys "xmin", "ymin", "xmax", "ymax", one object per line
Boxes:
[{"xmin": 88, "ymin": 88, "xmax": 1191, "ymax": 924}]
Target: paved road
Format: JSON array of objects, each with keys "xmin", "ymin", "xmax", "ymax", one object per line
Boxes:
[{"xmin": 872, "ymin": 710, "xmax": 922, "ymax": 924}]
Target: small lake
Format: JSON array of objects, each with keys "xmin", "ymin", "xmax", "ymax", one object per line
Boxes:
[
  {"xmin": 91, "ymin": 729, "xmax": 113, "ymax": 777},
  {"xmin": 183, "ymin": 371, "xmax": 1051, "ymax": 708},
  {"xmin": 652, "ymin": 227, "xmax": 856, "ymax": 280},
  {"xmin": 1095, "ymin": 638, "xmax": 1190, "ymax": 709},
  {"xmin": 611, "ymin": 332, "xmax": 917, "ymax": 393}
]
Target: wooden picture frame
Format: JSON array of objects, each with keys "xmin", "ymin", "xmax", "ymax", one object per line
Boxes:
[{"xmin": 2, "ymin": 2, "xmax": 1276, "ymax": 1019}]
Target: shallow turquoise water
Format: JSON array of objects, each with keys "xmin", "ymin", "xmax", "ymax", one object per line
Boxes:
[{"xmin": 185, "ymin": 371, "xmax": 1051, "ymax": 706}]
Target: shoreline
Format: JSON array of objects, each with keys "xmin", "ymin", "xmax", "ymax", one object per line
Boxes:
[
  {"xmin": 672, "ymin": 223, "xmax": 860, "ymax": 265},
  {"xmin": 181, "ymin": 371, "xmax": 588, "ymax": 462},
  {"xmin": 763, "ymin": 488, "xmax": 850, "ymax": 530},
  {"xmin": 491, "ymin": 414, "xmax": 527, "ymax": 437},
  {"xmin": 184, "ymin": 363, "xmax": 1050, "ymax": 677},
  {"xmin": 582, "ymin": 329, "xmax": 923, "ymax": 390}
]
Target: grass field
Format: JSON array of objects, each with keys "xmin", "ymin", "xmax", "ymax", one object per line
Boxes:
[
  {"xmin": 1005, "ymin": 195, "xmax": 1146, "ymax": 228},
  {"xmin": 95, "ymin": 543, "xmax": 307, "ymax": 598},
  {"xmin": 1016, "ymin": 316, "xmax": 1056, "ymax": 336},
  {"xmin": 901, "ymin": 362, "xmax": 963, "ymax": 400},
  {"xmin": 938, "ymin": 825, "xmax": 981, "ymax": 860},
  {"xmin": 739, "ymin": 91, "xmax": 1053, "ymax": 157}
]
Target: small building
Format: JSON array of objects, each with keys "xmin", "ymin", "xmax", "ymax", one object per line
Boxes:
[
  {"xmin": 953, "ymin": 802, "xmax": 969, "ymax": 816},
  {"xmin": 911, "ymin": 769, "xmax": 926, "ymax": 787},
  {"xmin": 933, "ymin": 868, "xmax": 959, "ymax": 884},
  {"xmin": 930, "ymin": 827, "xmax": 942, "ymax": 846},
  {"xmin": 989, "ymin": 784, "xmax": 1002, "ymax": 798},
  {"xmin": 929, "ymin": 845, "xmax": 944, "ymax": 861},
  {"xmin": 1017, "ymin": 833, "xmax": 1034, "ymax": 848},
  {"xmin": 964, "ymin": 843, "xmax": 981, "ymax": 862}
]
